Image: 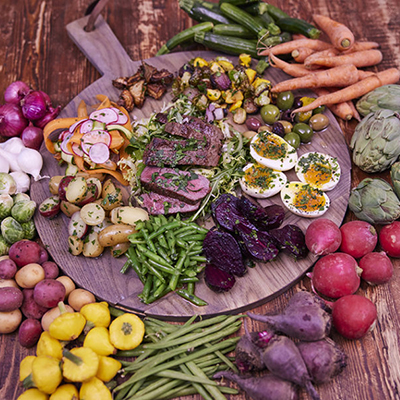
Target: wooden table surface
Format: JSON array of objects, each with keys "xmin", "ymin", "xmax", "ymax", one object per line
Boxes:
[{"xmin": 1, "ymin": 1, "xmax": 400, "ymax": 399}]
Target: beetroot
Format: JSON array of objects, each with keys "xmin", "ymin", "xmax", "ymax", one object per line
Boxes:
[
  {"xmin": 248, "ymin": 291, "xmax": 332, "ymax": 341},
  {"xmin": 270, "ymin": 225, "xmax": 308, "ymax": 259},
  {"xmin": 204, "ymin": 264, "xmax": 235, "ymax": 292},
  {"xmin": 203, "ymin": 230, "xmax": 246, "ymax": 276},
  {"xmin": 297, "ymin": 338, "xmax": 347, "ymax": 384},
  {"xmin": 261, "ymin": 335, "xmax": 320, "ymax": 400},
  {"xmin": 238, "ymin": 196, "xmax": 285, "ymax": 230},
  {"xmin": 214, "ymin": 370, "xmax": 298, "ymax": 400}
]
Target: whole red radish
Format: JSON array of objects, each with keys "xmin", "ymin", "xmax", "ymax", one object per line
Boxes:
[
  {"xmin": 311, "ymin": 253, "xmax": 361, "ymax": 299},
  {"xmin": 379, "ymin": 221, "xmax": 400, "ymax": 258},
  {"xmin": 332, "ymin": 295, "xmax": 377, "ymax": 339},
  {"xmin": 339, "ymin": 220, "xmax": 377, "ymax": 258},
  {"xmin": 359, "ymin": 252, "xmax": 393, "ymax": 285},
  {"xmin": 305, "ymin": 218, "xmax": 342, "ymax": 256}
]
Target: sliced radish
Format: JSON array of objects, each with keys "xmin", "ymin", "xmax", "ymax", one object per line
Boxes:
[
  {"xmin": 60, "ymin": 133, "xmax": 74, "ymax": 155},
  {"xmin": 111, "ymin": 107, "xmax": 129, "ymax": 125},
  {"xmin": 80, "ymin": 119, "xmax": 94, "ymax": 134},
  {"xmin": 81, "ymin": 130, "xmax": 112, "ymax": 155},
  {"xmin": 58, "ymin": 130, "xmax": 70, "ymax": 141},
  {"xmin": 72, "ymin": 143, "xmax": 84, "ymax": 157},
  {"xmin": 89, "ymin": 107, "xmax": 118, "ymax": 125},
  {"xmin": 89, "ymin": 142, "xmax": 110, "ymax": 164},
  {"xmin": 99, "ymin": 158, "xmax": 117, "ymax": 170},
  {"xmin": 69, "ymin": 119, "xmax": 87, "ymax": 133}
]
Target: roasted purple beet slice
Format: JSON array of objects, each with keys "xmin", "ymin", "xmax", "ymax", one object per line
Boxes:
[
  {"xmin": 238, "ymin": 196, "xmax": 285, "ymax": 231},
  {"xmin": 203, "ymin": 229, "xmax": 246, "ymax": 277},
  {"xmin": 211, "ymin": 193, "xmax": 254, "ymax": 232},
  {"xmin": 269, "ymin": 224, "xmax": 308, "ymax": 259},
  {"xmin": 204, "ymin": 264, "xmax": 236, "ymax": 292},
  {"xmin": 236, "ymin": 223, "xmax": 279, "ymax": 262}
]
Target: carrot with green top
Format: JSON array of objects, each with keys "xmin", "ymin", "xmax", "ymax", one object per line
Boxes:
[
  {"xmin": 291, "ymin": 68, "xmax": 400, "ymax": 114},
  {"xmin": 313, "ymin": 14, "xmax": 355, "ymax": 50}
]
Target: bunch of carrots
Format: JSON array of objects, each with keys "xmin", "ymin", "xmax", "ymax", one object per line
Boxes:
[{"xmin": 258, "ymin": 14, "xmax": 400, "ymax": 121}]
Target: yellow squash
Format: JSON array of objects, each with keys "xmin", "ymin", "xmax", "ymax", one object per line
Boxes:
[
  {"xmin": 109, "ymin": 313, "xmax": 145, "ymax": 351},
  {"xmin": 83, "ymin": 326, "xmax": 116, "ymax": 356}
]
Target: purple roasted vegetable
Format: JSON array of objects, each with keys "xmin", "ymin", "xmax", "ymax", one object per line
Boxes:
[
  {"xmin": 238, "ymin": 197, "xmax": 285, "ymax": 231},
  {"xmin": 297, "ymin": 338, "xmax": 347, "ymax": 384},
  {"xmin": 236, "ymin": 223, "xmax": 279, "ymax": 262},
  {"xmin": 270, "ymin": 224, "xmax": 308, "ymax": 259},
  {"xmin": 203, "ymin": 229, "xmax": 246, "ymax": 276},
  {"xmin": 214, "ymin": 371, "xmax": 299, "ymax": 400},
  {"xmin": 204, "ymin": 264, "xmax": 236, "ymax": 292},
  {"xmin": 210, "ymin": 71, "xmax": 231, "ymax": 90}
]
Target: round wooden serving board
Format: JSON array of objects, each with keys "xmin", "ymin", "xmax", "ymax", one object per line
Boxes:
[{"xmin": 30, "ymin": 15, "xmax": 351, "ymax": 320}]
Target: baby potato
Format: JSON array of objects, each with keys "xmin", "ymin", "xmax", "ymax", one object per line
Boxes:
[
  {"xmin": 56, "ymin": 276, "xmax": 76, "ymax": 299},
  {"xmin": 48, "ymin": 175, "xmax": 64, "ymax": 195},
  {"xmin": 41, "ymin": 304, "xmax": 74, "ymax": 331},
  {"xmin": 0, "ymin": 278, "xmax": 19, "ymax": 289},
  {"xmin": 68, "ymin": 236, "xmax": 84, "ymax": 256},
  {"xmin": 110, "ymin": 206, "xmax": 149, "ymax": 226},
  {"xmin": 60, "ymin": 201, "xmax": 81, "ymax": 218},
  {"xmin": 98, "ymin": 224, "xmax": 136, "ymax": 247},
  {"xmin": 68, "ymin": 288, "xmax": 96, "ymax": 312},
  {"xmin": 80, "ymin": 203, "xmax": 106, "ymax": 226},
  {"xmin": 0, "ymin": 309, "xmax": 22, "ymax": 333},
  {"xmin": 66, "ymin": 177, "xmax": 88, "ymax": 204},
  {"xmin": 15, "ymin": 263, "xmax": 45, "ymax": 289},
  {"xmin": 82, "ymin": 231, "xmax": 104, "ymax": 258}
]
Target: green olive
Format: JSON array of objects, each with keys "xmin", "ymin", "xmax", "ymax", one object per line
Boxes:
[
  {"xmin": 276, "ymin": 91, "xmax": 294, "ymax": 110},
  {"xmin": 258, "ymin": 125, "xmax": 272, "ymax": 133},
  {"xmin": 260, "ymin": 104, "xmax": 281, "ymax": 125},
  {"xmin": 293, "ymin": 123, "xmax": 314, "ymax": 143},
  {"xmin": 278, "ymin": 120, "xmax": 293, "ymax": 134},
  {"xmin": 284, "ymin": 132, "xmax": 301, "ymax": 149},
  {"xmin": 309, "ymin": 114, "xmax": 330, "ymax": 131},
  {"xmin": 294, "ymin": 110, "xmax": 313, "ymax": 124},
  {"xmin": 313, "ymin": 105, "xmax": 326, "ymax": 115}
]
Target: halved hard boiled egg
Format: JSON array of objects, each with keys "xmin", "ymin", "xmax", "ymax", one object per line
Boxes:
[
  {"xmin": 240, "ymin": 163, "xmax": 287, "ymax": 198},
  {"xmin": 280, "ymin": 181, "xmax": 330, "ymax": 218},
  {"xmin": 295, "ymin": 152, "xmax": 341, "ymax": 191},
  {"xmin": 250, "ymin": 132, "xmax": 298, "ymax": 171}
]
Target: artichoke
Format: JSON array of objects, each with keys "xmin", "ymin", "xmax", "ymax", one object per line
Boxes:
[
  {"xmin": 349, "ymin": 178, "xmax": 400, "ymax": 224},
  {"xmin": 390, "ymin": 161, "xmax": 400, "ymax": 199},
  {"xmin": 350, "ymin": 109, "xmax": 400, "ymax": 173},
  {"xmin": 356, "ymin": 85, "xmax": 400, "ymax": 117}
]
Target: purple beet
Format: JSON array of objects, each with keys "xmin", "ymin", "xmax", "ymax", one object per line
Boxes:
[
  {"xmin": 238, "ymin": 196, "xmax": 285, "ymax": 230},
  {"xmin": 297, "ymin": 338, "xmax": 347, "ymax": 384},
  {"xmin": 269, "ymin": 224, "xmax": 308, "ymax": 259},
  {"xmin": 247, "ymin": 291, "xmax": 332, "ymax": 341},
  {"xmin": 203, "ymin": 229, "xmax": 246, "ymax": 276},
  {"xmin": 204, "ymin": 264, "xmax": 235, "ymax": 292},
  {"xmin": 261, "ymin": 335, "xmax": 320, "ymax": 400},
  {"xmin": 214, "ymin": 370, "xmax": 298, "ymax": 400}
]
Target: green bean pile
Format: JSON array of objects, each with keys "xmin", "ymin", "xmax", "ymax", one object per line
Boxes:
[
  {"xmin": 114, "ymin": 314, "xmax": 242, "ymax": 400},
  {"xmin": 122, "ymin": 214, "xmax": 209, "ymax": 305}
]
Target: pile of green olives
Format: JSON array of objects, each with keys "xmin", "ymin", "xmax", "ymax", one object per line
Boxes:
[{"xmin": 259, "ymin": 91, "xmax": 330, "ymax": 149}]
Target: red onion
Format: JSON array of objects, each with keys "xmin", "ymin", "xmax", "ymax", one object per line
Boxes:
[
  {"xmin": 21, "ymin": 90, "xmax": 47, "ymax": 121},
  {"xmin": 34, "ymin": 105, "xmax": 61, "ymax": 129},
  {"xmin": 21, "ymin": 125, "xmax": 44, "ymax": 150},
  {"xmin": 38, "ymin": 90, "xmax": 52, "ymax": 108},
  {"xmin": 4, "ymin": 81, "xmax": 30, "ymax": 104},
  {"xmin": 0, "ymin": 103, "xmax": 29, "ymax": 137}
]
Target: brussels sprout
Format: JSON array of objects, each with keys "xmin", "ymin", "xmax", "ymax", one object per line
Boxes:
[
  {"xmin": 1, "ymin": 216, "xmax": 25, "ymax": 244},
  {"xmin": 0, "ymin": 173, "xmax": 17, "ymax": 195},
  {"xmin": 0, "ymin": 194, "xmax": 14, "ymax": 220},
  {"xmin": 12, "ymin": 193, "xmax": 31, "ymax": 204},
  {"xmin": 21, "ymin": 220, "xmax": 37, "ymax": 240},
  {"xmin": 0, "ymin": 235, "xmax": 9, "ymax": 256},
  {"xmin": 11, "ymin": 200, "xmax": 36, "ymax": 223}
]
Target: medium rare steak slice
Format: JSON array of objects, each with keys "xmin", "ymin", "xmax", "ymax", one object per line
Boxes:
[
  {"xmin": 140, "ymin": 166, "xmax": 211, "ymax": 204},
  {"xmin": 137, "ymin": 192, "xmax": 200, "ymax": 215},
  {"xmin": 143, "ymin": 137, "xmax": 220, "ymax": 167}
]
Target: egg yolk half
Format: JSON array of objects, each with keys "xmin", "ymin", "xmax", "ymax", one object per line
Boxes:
[
  {"xmin": 244, "ymin": 164, "xmax": 278, "ymax": 188},
  {"xmin": 253, "ymin": 133, "xmax": 286, "ymax": 160},
  {"xmin": 293, "ymin": 184, "xmax": 326, "ymax": 212}
]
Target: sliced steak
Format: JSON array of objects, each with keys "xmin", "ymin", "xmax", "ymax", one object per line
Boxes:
[
  {"xmin": 143, "ymin": 137, "xmax": 220, "ymax": 167},
  {"xmin": 137, "ymin": 192, "xmax": 200, "ymax": 215},
  {"xmin": 140, "ymin": 166, "xmax": 211, "ymax": 204}
]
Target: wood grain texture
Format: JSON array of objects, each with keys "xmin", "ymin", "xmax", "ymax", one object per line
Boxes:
[{"xmin": 0, "ymin": 0, "xmax": 400, "ymax": 399}]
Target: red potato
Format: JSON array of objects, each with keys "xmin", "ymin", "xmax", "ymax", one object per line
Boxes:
[
  {"xmin": 8, "ymin": 240, "xmax": 43, "ymax": 268},
  {"xmin": 359, "ymin": 252, "xmax": 393, "ymax": 285},
  {"xmin": 332, "ymin": 295, "xmax": 377, "ymax": 339},
  {"xmin": 379, "ymin": 221, "xmax": 400, "ymax": 257},
  {"xmin": 21, "ymin": 288, "xmax": 49, "ymax": 319},
  {"xmin": 339, "ymin": 220, "xmax": 378, "ymax": 258},
  {"xmin": 0, "ymin": 286, "xmax": 23, "ymax": 311},
  {"xmin": 0, "ymin": 258, "xmax": 17, "ymax": 279},
  {"xmin": 38, "ymin": 247, "xmax": 49, "ymax": 264},
  {"xmin": 41, "ymin": 261, "xmax": 59, "ymax": 279},
  {"xmin": 57, "ymin": 175, "xmax": 75, "ymax": 201},
  {"xmin": 18, "ymin": 318, "xmax": 43, "ymax": 348},
  {"xmin": 76, "ymin": 182, "xmax": 99, "ymax": 207},
  {"xmin": 33, "ymin": 279, "xmax": 66, "ymax": 308},
  {"xmin": 311, "ymin": 253, "xmax": 361, "ymax": 299},
  {"xmin": 39, "ymin": 195, "xmax": 61, "ymax": 219},
  {"xmin": 305, "ymin": 218, "xmax": 341, "ymax": 256}
]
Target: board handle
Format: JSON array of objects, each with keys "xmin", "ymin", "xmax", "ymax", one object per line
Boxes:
[{"xmin": 66, "ymin": 14, "xmax": 133, "ymax": 78}]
